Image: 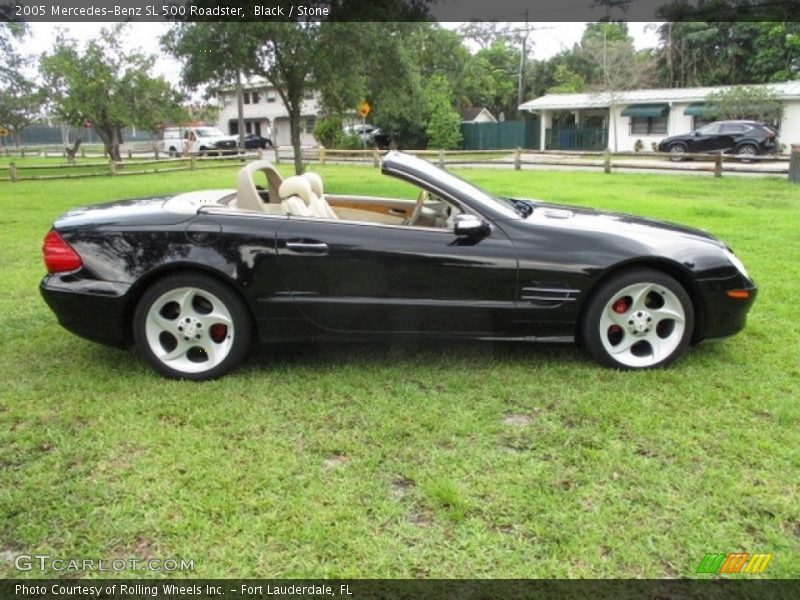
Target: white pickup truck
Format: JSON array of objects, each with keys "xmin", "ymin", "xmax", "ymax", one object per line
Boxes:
[{"xmin": 161, "ymin": 126, "xmax": 238, "ymax": 156}]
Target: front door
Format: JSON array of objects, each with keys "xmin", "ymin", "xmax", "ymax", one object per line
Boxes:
[{"xmin": 269, "ymin": 218, "xmax": 517, "ymax": 335}]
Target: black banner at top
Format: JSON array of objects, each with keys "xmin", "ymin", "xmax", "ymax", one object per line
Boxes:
[{"xmin": 1, "ymin": 0, "xmax": 800, "ymax": 23}]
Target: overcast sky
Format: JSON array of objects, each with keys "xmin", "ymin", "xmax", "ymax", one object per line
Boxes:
[{"xmin": 20, "ymin": 21, "xmax": 661, "ymax": 93}]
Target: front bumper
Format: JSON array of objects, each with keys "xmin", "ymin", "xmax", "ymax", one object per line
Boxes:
[
  {"xmin": 695, "ymin": 273, "xmax": 757, "ymax": 341},
  {"xmin": 40, "ymin": 274, "xmax": 132, "ymax": 347}
]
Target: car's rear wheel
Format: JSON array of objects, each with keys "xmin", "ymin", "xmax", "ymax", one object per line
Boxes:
[
  {"xmin": 133, "ymin": 273, "xmax": 252, "ymax": 380},
  {"xmin": 736, "ymin": 143, "xmax": 759, "ymax": 162},
  {"xmin": 668, "ymin": 143, "xmax": 687, "ymax": 161},
  {"xmin": 582, "ymin": 269, "xmax": 694, "ymax": 369}
]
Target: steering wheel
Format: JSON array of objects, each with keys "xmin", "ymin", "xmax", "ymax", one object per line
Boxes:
[{"xmin": 405, "ymin": 189, "xmax": 428, "ymax": 226}]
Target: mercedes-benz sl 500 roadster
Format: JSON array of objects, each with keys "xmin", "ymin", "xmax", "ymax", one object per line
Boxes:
[{"xmin": 41, "ymin": 152, "xmax": 757, "ymax": 379}]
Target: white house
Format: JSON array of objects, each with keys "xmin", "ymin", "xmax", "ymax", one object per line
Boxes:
[
  {"xmin": 519, "ymin": 81, "xmax": 800, "ymax": 152},
  {"xmin": 216, "ymin": 79, "xmax": 320, "ymax": 146}
]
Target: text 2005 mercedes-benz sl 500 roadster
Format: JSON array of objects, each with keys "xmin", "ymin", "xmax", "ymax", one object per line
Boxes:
[{"xmin": 41, "ymin": 152, "xmax": 756, "ymax": 379}]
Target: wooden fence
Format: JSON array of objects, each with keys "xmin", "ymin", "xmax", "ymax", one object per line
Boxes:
[{"xmin": 3, "ymin": 146, "xmax": 798, "ymax": 183}]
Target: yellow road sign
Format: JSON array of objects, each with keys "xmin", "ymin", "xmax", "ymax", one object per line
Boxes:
[
  {"xmin": 357, "ymin": 101, "xmax": 371, "ymax": 118},
  {"xmin": 0, "ymin": 128, "xmax": 9, "ymax": 136}
]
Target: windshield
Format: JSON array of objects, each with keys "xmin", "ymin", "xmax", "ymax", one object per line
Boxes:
[
  {"xmin": 196, "ymin": 127, "xmax": 226, "ymax": 138},
  {"xmin": 385, "ymin": 154, "xmax": 522, "ymax": 219}
]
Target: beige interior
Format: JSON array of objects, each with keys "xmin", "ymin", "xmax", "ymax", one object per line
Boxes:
[{"xmin": 232, "ymin": 161, "xmax": 453, "ymax": 228}]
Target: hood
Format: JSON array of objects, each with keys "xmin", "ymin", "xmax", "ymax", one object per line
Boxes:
[{"xmin": 510, "ymin": 198, "xmax": 725, "ymax": 249}]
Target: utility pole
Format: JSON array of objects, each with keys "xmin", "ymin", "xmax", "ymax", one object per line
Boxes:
[
  {"xmin": 236, "ymin": 71, "xmax": 245, "ymax": 150},
  {"xmin": 517, "ymin": 10, "xmax": 529, "ymax": 119}
]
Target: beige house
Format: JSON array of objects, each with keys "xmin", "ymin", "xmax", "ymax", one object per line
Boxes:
[{"xmin": 216, "ymin": 79, "xmax": 320, "ymax": 146}]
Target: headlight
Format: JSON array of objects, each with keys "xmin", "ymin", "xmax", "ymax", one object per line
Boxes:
[{"xmin": 724, "ymin": 248, "xmax": 749, "ymax": 280}]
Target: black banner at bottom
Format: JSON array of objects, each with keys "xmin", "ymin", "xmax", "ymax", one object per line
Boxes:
[{"xmin": 2, "ymin": 579, "xmax": 799, "ymax": 600}]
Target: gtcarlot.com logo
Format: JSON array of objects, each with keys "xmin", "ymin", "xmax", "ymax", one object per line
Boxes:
[
  {"xmin": 696, "ymin": 552, "xmax": 772, "ymax": 575},
  {"xmin": 14, "ymin": 553, "xmax": 194, "ymax": 572}
]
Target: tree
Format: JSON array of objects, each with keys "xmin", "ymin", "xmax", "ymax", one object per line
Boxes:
[
  {"xmin": 0, "ymin": 74, "xmax": 41, "ymax": 148},
  {"xmin": 423, "ymin": 75, "xmax": 462, "ymax": 149},
  {"xmin": 40, "ymin": 26, "xmax": 185, "ymax": 161},
  {"xmin": 655, "ymin": 18, "xmax": 800, "ymax": 87},
  {"xmin": 546, "ymin": 65, "xmax": 586, "ymax": 94},
  {"xmin": 581, "ymin": 31, "xmax": 656, "ymax": 150},
  {"xmin": 704, "ymin": 85, "xmax": 784, "ymax": 123}
]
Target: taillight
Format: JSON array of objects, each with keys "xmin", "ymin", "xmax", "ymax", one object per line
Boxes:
[
  {"xmin": 766, "ymin": 130, "xmax": 776, "ymax": 139},
  {"xmin": 43, "ymin": 230, "xmax": 82, "ymax": 273}
]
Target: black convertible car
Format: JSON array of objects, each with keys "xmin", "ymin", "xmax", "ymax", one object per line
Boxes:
[{"xmin": 41, "ymin": 152, "xmax": 756, "ymax": 379}]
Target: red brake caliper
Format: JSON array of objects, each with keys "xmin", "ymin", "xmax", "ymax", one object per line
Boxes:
[
  {"xmin": 209, "ymin": 324, "xmax": 228, "ymax": 343},
  {"xmin": 609, "ymin": 298, "xmax": 629, "ymax": 335}
]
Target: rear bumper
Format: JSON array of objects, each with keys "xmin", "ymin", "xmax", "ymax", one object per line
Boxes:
[{"xmin": 40, "ymin": 274, "xmax": 131, "ymax": 347}]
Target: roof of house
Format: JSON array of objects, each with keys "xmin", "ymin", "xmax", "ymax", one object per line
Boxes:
[
  {"xmin": 460, "ymin": 107, "xmax": 495, "ymax": 121},
  {"xmin": 519, "ymin": 80, "xmax": 800, "ymax": 112}
]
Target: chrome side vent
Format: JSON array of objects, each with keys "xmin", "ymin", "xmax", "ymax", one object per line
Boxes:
[{"xmin": 521, "ymin": 284, "xmax": 580, "ymax": 307}]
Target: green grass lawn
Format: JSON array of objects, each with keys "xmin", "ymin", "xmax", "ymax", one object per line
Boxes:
[{"xmin": 1, "ymin": 165, "xmax": 798, "ymax": 579}]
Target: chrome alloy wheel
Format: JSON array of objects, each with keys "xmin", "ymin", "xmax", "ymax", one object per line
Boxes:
[
  {"xmin": 144, "ymin": 286, "xmax": 235, "ymax": 374},
  {"xmin": 598, "ymin": 281, "xmax": 686, "ymax": 368}
]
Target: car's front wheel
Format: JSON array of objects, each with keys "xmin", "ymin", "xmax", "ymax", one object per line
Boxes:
[
  {"xmin": 133, "ymin": 273, "xmax": 252, "ymax": 380},
  {"xmin": 582, "ymin": 269, "xmax": 694, "ymax": 369},
  {"xmin": 668, "ymin": 143, "xmax": 687, "ymax": 161}
]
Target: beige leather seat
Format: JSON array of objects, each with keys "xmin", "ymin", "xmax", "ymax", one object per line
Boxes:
[
  {"xmin": 279, "ymin": 176, "xmax": 314, "ymax": 217},
  {"xmin": 301, "ymin": 172, "xmax": 338, "ymax": 219}
]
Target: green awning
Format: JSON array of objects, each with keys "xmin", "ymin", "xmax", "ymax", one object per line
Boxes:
[
  {"xmin": 684, "ymin": 102, "xmax": 713, "ymax": 116},
  {"xmin": 620, "ymin": 103, "xmax": 670, "ymax": 118}
]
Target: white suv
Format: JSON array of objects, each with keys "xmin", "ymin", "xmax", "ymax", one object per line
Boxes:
[{"xmin": 161, "ymin": 126, "xmax": 238, "ymax": 156}]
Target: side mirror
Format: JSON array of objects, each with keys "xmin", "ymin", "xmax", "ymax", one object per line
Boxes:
[{"xmin": 453, "ymin": 214, "xmax": 489, "ymax": 237}]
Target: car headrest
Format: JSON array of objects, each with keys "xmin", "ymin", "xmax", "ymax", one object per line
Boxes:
[
  {"xmin": 279, "ymin": 176, "xmax": 312, "ymax": 204},
  {"xmin": 302, "ymin": 172, "xmax": 324, "ymax": 197}
]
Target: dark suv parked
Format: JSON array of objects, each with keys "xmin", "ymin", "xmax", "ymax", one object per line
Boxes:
[{"xmin": 657, "ymin": 120, "xmax": 778, "ymax": 160}]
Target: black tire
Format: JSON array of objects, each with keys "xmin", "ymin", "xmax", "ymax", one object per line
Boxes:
[
  {"xmin": 133, "ymin": 272, "xmax": 252, "ymax": 380},
  {"xmin": 168, "ymin": 147, "xmax": 177, "ymax": 157},
  {"xmin": 736, "ymin": 143, "xmax": 759, "ymax": 162},
  {"xmin": 668, "ymin": 143, "xmax": 687, "ymax": 162},
  {"xmin": 581, "ymin": 268, "xmax": 694, "ymax": 369}
]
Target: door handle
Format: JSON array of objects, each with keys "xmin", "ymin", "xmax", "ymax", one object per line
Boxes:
[
  {"xmin": 388, "ymin": 208, "xmax": 407, "ymax": 216},
  {"xmin": 285, "ymin": 240, "xmax": 329, "ymax": 254}
]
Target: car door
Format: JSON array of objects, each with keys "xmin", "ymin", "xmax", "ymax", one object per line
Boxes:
[
  {"xmin": 690, "ymin": 123, "xmax": 722, "ymax": 152},
  {"xmin": 719, "ymin": 123, "xmax": 748, "ymax": 151},
  {"xmin": 268, "ymin": 217, "xmax": 518, "ymax": 335}
]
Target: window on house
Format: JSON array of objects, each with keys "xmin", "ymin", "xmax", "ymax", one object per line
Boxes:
[
  {"xmin": 693, "ymin": 117, "xmax": 714, "ymax": 130},
  {"xmin": 251, "ymin": 92, "xmax": 260, "ymax": 104},
  {"xmin": 243, "ymin": 92, "xmax": 250, "ymax": 105},
  {"xmin": 630, "ymin": 116, "xmax": 667, "ymax": 135},
  {"xmin": 305, "ymin": 117, "xmax": 316, "ymax": 134},
  {"xmin": 304, "ymin": 91, "xmax": 314, "ymax": 100},
  {"xmin": 267, "ymin": 92, "xmax": 276, "ymax": 103}
]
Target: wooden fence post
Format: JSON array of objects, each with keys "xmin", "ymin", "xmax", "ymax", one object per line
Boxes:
[
  {"xmin": 603, "ymin": 149, "xmax": 611, "ymax": 174},
  {"xmin": 373, "ymin": 149, "xmax": 379, "ymax": 168},
  {"xmin": 9, "ymin": 162, "xmax": 17, "ymax": 182},
  {"xmin": 438, "ymin": 148, "xmax": 445, "ymax": 168},
  {"xmin": 713, "ymin": 152, "xmax": 723, "ymax": 178},
  {"xmin": 274, "ymin": 146, "xmax": 280, "ymax": 165},
  {"xmin": 789, "ymin": 144, "xmax": 800, "ymax": 183},
  {"xmin": 514, "ymin": 147, "xmax": 521, "ymax": 170},
  {"xmin": 319, "ymin": 146, "xmax": 326, "ymax": 166},
  {"xmin": 190, "ymin": 155, "xmax": 196, "ymax": 170},
  {"xmin": 154, "ymin": 148, "xmax": 159, "ymax": 160},
  {"xmin": 81, "ymin": 148, "xmax": 86, "ymax": 158},
  {"xmin": 108, "ymin": 159, "xmax": 116, "ymax": 176},
  {"xmin": 127, "ymin": 149, "xmax": 133, "ymax": 159}
]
